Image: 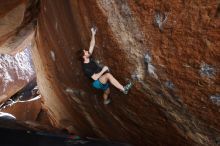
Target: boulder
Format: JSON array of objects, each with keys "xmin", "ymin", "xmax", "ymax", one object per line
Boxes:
[{"xmin": 1, "ymin": 0, "xmax": 220, "ymax": 145}]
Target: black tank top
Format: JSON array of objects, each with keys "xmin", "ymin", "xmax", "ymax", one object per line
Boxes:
[{"xmin": 82, "ymin": 59, "xmax": 102, "ymax": 78}]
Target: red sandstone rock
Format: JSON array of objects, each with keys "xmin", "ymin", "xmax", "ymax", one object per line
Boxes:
[
  {"xmin": 0, "ymin": 0, "xmax": 38, "ymax": 54},
  {"xmin": 0, "ymin": 0, "xmax": 37, "ymax": 103},
  {"xmin": 1, "ymin": 0, "xmax": 220, "ymax": 146},
  {"xmin": 1, "ymin": 95, "xmax": 41, "ymax": 121}
]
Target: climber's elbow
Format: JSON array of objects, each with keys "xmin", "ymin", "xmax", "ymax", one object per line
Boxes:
[{"xmin": 91, "ymin": 74, "xmax": 99, "ymax": 80}]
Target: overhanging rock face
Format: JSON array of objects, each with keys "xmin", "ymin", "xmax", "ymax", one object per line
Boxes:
[
  {"xmin": 0, "ymin": 0, "xmax": 38, "ymax": 54},
  {"xmin": 1, "ymin": 0, "xmax": 220, "ymax": 145},
  {"xmin": 0, "ymin": 0, "xmax": 37, "ymax": 103}
]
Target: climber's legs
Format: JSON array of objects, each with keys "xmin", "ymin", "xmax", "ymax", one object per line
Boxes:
[
  {"xmin": 98, "ymin": 72, "xmax": 132, "ymax": 96},
  {"xmin": 99, "ymin": 73, "xmax": 124, "ymax": 91},
  {"xmin": 103, "ymin": 88, "xmax": 110, "ymax": 100},
  {"xmin": 103, "ymin": 87, "xmax": 111, "ymax": 105}
]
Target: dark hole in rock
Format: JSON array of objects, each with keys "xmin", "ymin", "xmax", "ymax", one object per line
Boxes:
[
  {"xmin": 215, "ymin": 4, "xmax": 220, "ymax": 18},
  {"xmin": 11, "ymin": 78, "xmax": 39, "ymax": 101}
]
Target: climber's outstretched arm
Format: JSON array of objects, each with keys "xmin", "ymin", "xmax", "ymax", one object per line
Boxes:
[{"xmin": 88, "ymin": 27, "xmax": 97, "ymax": 55}]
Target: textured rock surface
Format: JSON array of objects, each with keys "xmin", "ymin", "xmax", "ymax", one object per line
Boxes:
[
  {"xmin": 1, "ymin": 95, "xmax": 41, "ymax": 121},
  {"xmin": 1, "ymin": 0, "xmax": 220, "ymax": 146},
  {"xmin": 0, "ymin": 0, "xmax": 37, "ymax": 103},
  {"xmin": 0, "ymin": 48, "xmax": 36, "ymax": 104}
]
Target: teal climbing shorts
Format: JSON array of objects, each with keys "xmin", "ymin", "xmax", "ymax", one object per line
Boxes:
[{"xmin": 92, "ymin": 80, "xmax": 109, "ymax": 91}]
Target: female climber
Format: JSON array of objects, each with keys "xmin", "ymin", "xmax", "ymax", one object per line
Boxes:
[{"xmin": 81, "ymin": 27, "xmax": 132, "ymax": 105}]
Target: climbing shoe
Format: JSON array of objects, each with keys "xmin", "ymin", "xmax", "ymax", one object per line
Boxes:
[
  {"xmin": 123, "ymin": 82, "xmax": 132, "ymax": 94},
  {"xmin": 104, "ymin": 99, "xmax": 111, "ymax": 105}
]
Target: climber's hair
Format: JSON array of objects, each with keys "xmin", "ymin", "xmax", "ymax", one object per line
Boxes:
[{"xmin": 77, "ymin": 49, "xmax": 85, "ymax": 62}]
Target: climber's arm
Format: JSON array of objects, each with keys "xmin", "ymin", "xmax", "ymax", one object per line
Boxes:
[
  {"xmin": 88, "ymin": 27, "xmax": 97, "ymax": 55},
  {"xmin": 91, "ymin": 66, "xmax": 108, "ymax": 80}
]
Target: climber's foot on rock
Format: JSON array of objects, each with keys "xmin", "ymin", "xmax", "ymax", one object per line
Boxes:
[
  {"xmin": 123, "ymin": 82, "xmax": 132, "ymax": 94},
  {"xmin": 104, "ymin": 98, "xmax": 111, "ymax": 105}
]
